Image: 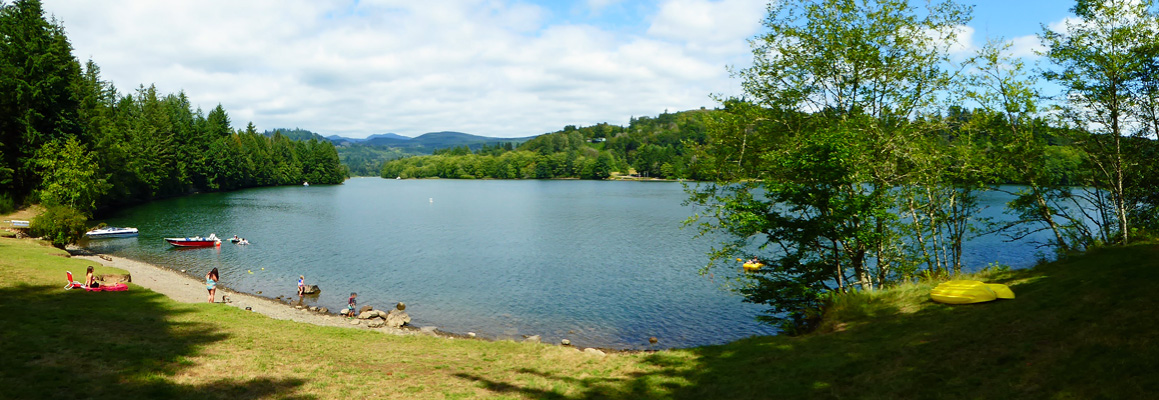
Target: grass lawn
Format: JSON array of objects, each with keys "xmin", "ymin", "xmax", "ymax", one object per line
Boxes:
[{"xmin": 2, "ymin": 233, "xmax": 1156, "ymax": 399}]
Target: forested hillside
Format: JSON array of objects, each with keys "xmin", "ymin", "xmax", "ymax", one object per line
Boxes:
[
  {"xmin": 379, "ymin": 105, "xmax": 1086, "ymax": 183},
  {"xmin": 0, "ymin": 0, "xmax": 346, "ymax": 240},
  {"xmin": 380, "ymin": 110, "xmax": 713, "ymax": 180}
]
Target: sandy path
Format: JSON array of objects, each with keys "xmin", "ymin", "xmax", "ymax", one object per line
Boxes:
[{"xmin": 71, "ymin": 252, "xmax": 416, "ymax": 334}]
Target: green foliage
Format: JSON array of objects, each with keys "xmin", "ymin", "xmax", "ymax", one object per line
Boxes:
[
  {"xmin": 0, "ymin": 193, "xmax": 15, "ymax": 214},
  {"xmin": 34, "ymin": 136, "xmax": 109, "ymax": 213},
  {"xmin": 29, "ymin": 204, "xmax": 87, "ymax": 248},
  {"xmin": 0, "ymin": 2, "xmax": 348, "ymax": 212},
  {"xmin": 338, "ymin": 145, "xmax": 413, "ymax": 176},
  {"xmin": 0, "ymin": 0, "xmax": 84, "ymax": 198},
  {"xmin": 1040, "ymin": 0, "xmax": 1159, "ymax": 244},
  {"xmin": 688, "ymin": 0, "xmax": 977, "ymax": 331},
  {"xmin": 381, "ymin": 110, "xmax": 718, "ymax": 180}
]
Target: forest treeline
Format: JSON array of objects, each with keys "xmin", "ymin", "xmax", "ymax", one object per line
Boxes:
[
  {"xmin": 380, "ymin": 114, "xmax": 704, "ymax": 180},
  {"xmin": 0, "ymin": 0, "xmax": 346, "ymax": 242},
  {"xmin": 380, "ymin": 106, "xmax": 1092, "ymax": 183}
]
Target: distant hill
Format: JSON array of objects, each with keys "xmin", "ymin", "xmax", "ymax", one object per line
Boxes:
[
  {"xmin": 326, "ymin": 132, "xmax": 411, "ymax": 145},
  {"xmin": 263, "ymin": 128, "xmax": 328, "ymax": 142},
  {"xmin": 264, "ymin": 128, "xmax": 538, "ymax": 176},
  {"xmin": 365, "ymin": 133, "xmax": 411, "ymax": 141},
  {"xmin": 386, "ymin": 131, "xmax": 535, "ymax": 149}
]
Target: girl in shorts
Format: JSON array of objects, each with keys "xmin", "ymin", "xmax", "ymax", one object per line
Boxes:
[{"xmin": 206, "ymin": 268, "xmax": 219, "ymax": 303}]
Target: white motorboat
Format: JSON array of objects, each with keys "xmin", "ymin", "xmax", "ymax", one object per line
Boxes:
[{"xmin": 85, "ymin": 226, "xmax": 139, "ymax": 239}]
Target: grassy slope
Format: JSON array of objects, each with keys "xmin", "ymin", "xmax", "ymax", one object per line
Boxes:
[{"xmin": 1, "ymin": 235, "xmax": 1156, "ymax": 399}]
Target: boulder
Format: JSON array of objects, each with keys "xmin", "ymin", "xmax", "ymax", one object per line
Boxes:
[
  {"xmin": 561, "ymin": 339, "xmax": 571, "ymax": 346},
  {"xmin": 317, "ymin": 307, "xmax": 329, "ymax": 314},
  {"xmin": 98, "ymin": 273, "xmax": 131, "ymax": 283},
  {"xmin": 302, "ymin": 285, "xmax": 320, "ymax": 294},
  {"xmin": 396, "ymin": 302, "xmax": 406, "ymax": 310},
  {"xmin": 367, "ymin": 319, "xmax": 385, "ymax": 328},
  {"xmin": 384, "ymin": 309, "xmax": 411, "ymax": 328},
  {"xmin": 359, "ymin": 305, "xmax": 374, "ymax": 314},
  {"xmin": 357, "ymin": 310, "xmax": 379, "ymax": 320},
  {"xmin": 524, "ymin": 335, "xmax": 541, "ymax": 344},
  {"xmin": 583, "ymin": 348, "xmax": 606, "ymax": 357}
]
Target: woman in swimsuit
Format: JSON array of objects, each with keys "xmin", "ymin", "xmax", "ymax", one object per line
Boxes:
[
  {"xmin": 206, "ymin": 268, "xmax": 219, "ymax": 303},
  {"xmin": 85, "ymin": 266, "xmax": 100, "ymax": 288}
]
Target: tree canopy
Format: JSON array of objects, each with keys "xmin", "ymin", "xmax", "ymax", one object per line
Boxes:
[
  {"xmin": 686, "ymin": 0, "xmax": 1159, "ymax": 332},
  {"xmin": 0, "ymin": 0, "xmax": 347, "ymax": 220}
]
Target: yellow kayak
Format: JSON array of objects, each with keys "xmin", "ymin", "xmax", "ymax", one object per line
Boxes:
[{"xmin": 930, "ymin": 280, "xmax": 1015, "ymax": 304}]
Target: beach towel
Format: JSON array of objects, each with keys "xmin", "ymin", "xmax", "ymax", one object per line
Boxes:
[{"xmin": 84, "ymin": 283, "xmax": 129, "ymax": 292}]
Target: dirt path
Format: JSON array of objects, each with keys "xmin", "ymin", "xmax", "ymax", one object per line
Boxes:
[{"xmin": 71, "ymin": 252, "xmax": 416, "ymax": 334}]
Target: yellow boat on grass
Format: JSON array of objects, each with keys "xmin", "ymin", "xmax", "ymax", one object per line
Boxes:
[{"xmin": 930, "ymin": 280, "xmax": 1015, "ymax": 304}]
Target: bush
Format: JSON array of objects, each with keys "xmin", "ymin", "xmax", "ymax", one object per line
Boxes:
[
  {"xmin": 30, "ymin": 205, "xmax": 89, "ymax": 248},
  {"xmin": 0, "ymin": 193, "xmax": 15, "ymax": 215}
]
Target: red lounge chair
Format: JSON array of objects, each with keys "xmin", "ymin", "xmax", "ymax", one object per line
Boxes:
[{"xmin": 64, "ymin": 271, "xmax": 85, "ymax": 290}]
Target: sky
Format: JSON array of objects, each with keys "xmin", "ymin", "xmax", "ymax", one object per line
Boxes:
[{"xmin": 44, "ymin": 0, "xmax": 1077, "ymax": 139}]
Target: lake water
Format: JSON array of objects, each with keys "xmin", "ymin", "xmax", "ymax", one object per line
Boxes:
[{"xmin": 83, "ymin": 178, "xmax": 1055, "ymax": 349}]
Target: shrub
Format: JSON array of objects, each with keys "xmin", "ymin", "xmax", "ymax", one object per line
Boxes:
[
  {"xmin": 0, "ymin": 193, "xmax": 15, "ymax": 215},
  {"xmin": 30, "ymin": 205, "xmax": 89, "ymax": 248}
]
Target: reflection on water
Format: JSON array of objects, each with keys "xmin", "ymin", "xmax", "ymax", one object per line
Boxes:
[{"xmin": 85, "ymin": 179, "xmax": 1055, "ymax": 349}]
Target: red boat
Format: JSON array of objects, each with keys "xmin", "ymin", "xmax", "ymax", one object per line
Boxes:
[{"xmin": 165, "ymin": 233, "xmax": 221, "ymax": 247}]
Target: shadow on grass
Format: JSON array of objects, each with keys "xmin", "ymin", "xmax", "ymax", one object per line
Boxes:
[
  {"xmin": 454, "ymin": 244, "xmax": 1159, "ymax": 399},
  {"xmin": 0, "ymin": 283, "xmax": 312, "ymax": 400}
]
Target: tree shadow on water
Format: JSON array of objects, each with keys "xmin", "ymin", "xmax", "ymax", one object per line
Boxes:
[{"xmin": 0, "ymin": 283, "xmax": 312, "ymax": 400}]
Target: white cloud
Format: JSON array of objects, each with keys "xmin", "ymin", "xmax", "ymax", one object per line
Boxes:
[
  {"xmin": 44, "ymin": 0, "xmax": 761, "ymax": 138},
  {"xmin": 947, "ymin": 25, "xmax": 977, "ymax": 58},
  {"xmin": 647, "ymin": 0, "xmax": 766, "ymax": 57},
  {"xmin": 1008, "ymin": 35, "xmax": 1046, "ymax": 59}
]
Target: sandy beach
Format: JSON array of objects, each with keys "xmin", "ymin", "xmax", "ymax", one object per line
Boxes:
[{"xmin": 70, "ymin": 250, "xmax": 416, "ymax": 335}]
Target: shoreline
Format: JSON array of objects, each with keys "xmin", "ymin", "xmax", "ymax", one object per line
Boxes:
[
  {"xmin": 68, "ymin": 247, "xmax": 420, "ymax": 335},
  {"xmin": 67, "ymin": 247, "xmax": 639, "ymax": 352}
]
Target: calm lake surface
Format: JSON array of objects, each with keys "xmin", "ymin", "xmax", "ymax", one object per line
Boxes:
[{"xmin": 84, "ymin": 178, "xmax": 1054, "ymax": 349}]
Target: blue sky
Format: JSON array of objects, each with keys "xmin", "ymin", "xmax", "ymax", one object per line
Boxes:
[{"xmin": 45, "ymin": 0, "xmax": 1080, "ymax": 138}]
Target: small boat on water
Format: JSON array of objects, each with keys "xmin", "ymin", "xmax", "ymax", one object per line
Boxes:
[
  {"xmin": 85, "ymin": 226, "xmax": 139, "ymax": 239},
  {"xmin": 165, "ymin": 233, "xmax": 221, "ymax": 247}
]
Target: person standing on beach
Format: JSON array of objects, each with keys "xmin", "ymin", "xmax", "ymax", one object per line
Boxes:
[
  {"xmin": 347, "ymin": 292, "xmax": 357, "ymax": 318},
  {"xmin": 297, "ymin": 275, "xmax": 305, "ymax": 296},
  {"xmin": 206, "ymin": 268, "xmax": 219, "ymax": 303}
]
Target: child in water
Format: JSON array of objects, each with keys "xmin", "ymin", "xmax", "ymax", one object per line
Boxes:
[
  {"xmin": 297, "ymin": 275, "xmax": 305, "ymax": 296},
  {"xmin": 347, "ymin": 292, "xmax": 357, "ymax": 318}
]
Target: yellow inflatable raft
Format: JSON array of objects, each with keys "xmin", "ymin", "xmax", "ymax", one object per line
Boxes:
[
  {"xmin": 929, "ymin": 280, "xmax": 1015, "ymax": 304},
  {"xmin": 742, "ymin": 262, "xmax": 764, "ymax": 272}
]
